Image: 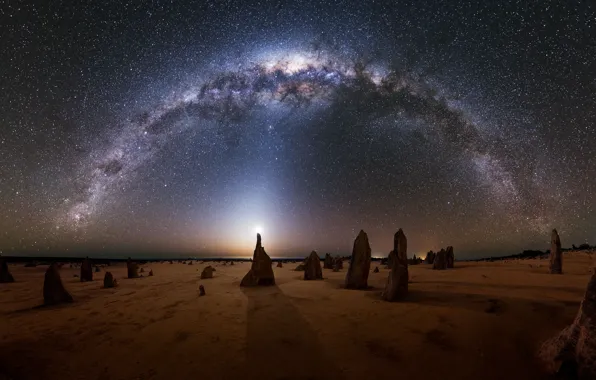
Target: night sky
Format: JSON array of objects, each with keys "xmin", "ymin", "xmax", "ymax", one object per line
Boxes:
[{"xmin": 1, "ymin": 1, "xmax": 595, "ymax": 259}]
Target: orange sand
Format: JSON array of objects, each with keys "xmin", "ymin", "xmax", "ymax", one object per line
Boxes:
[{"xmin": 1, "ymin": 252, "xmax": 594, "ymax": 380}]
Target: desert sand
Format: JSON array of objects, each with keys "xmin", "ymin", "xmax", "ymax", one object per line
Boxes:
[{"xmin": 1, "ymin": 253, "xmax": 595, "ymax": 380}]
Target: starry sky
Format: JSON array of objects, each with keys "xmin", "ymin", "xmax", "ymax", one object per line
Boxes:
[{"xmin": 1, "ymin": 0, "xmax": 595, "ymax": 259}]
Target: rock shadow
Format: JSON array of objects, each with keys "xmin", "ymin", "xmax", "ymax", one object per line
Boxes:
[{"xmin": 241, "ymin": 285, "xmax": 344, "ymax": 380}]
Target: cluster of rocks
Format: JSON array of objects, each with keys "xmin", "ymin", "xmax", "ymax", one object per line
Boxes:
[
  {"xmin": 240, "ymin": 233, "xmax": 275, "ymax": 287},
  {"xmin": 431, "ymin": 246, "xmax": 455, "ymax": 270}
]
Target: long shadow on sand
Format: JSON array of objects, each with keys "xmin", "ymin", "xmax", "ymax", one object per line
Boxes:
[{"xmin": 241, "ymin": 285, "xmax": 344, "ymax": 380}]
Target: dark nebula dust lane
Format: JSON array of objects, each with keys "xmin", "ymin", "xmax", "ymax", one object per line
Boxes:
[{"xmin": 1, "ymin": 1, "xmax": 595, "ymax": 258}]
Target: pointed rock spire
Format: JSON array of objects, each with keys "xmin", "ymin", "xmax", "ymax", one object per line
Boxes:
[
  {"xmin": 344, "ymin": 230, "xmax": 371, "ymax": 289},
  {"xmin": 549, "ymin": 229, "xmax": 563, "ymax": 274}
]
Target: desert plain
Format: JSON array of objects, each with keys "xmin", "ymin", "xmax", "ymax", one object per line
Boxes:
[{"xmin": 1, "ymin": 252, "xmax": 594, "ymax": 380}]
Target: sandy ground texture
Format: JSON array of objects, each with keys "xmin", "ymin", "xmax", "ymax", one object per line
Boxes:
[{"xmin": 1, "ymin": 252, "xmax": 595, "ymax": 380}]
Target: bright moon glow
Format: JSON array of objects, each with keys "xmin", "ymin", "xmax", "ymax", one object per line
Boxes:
[{"xmin": 254, "ymin": 225, "xmax": 263, "ymax": 235}]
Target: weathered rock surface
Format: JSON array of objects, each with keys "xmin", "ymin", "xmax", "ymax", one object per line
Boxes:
[
  {"xmin": 43, "ymin": 263, "xmax": 73, "ymax": 305},
  {"xmin": 425, "ymin": 251, "xmax": 435, "ymax": 264},
  {"xmin": 199, "ymin": 285, "xmax": 206, "ymax": 296},
  {"xmin": 433, "ymin": 249, "xmax": 447, "ymax": 270},
  {"xmin": 201, "ymin": 266, "xmax": 215, "ymax": 279},
  {"xmin": 382, "ymin": 229, "xmax": 409, "ymax": 301},
  {"xmin": 240, "ymin": 233, "xmax": 275, "ymax": 287},
  {"xmin": 304, "ymin": 251, "xmax": 323, "ymax": 280},
  {"xmin": 446, "ymin": 246, "xmax": 455, "ymax": 269},
  {"xmin": 538, "ymin": 271, "xmax": 596, "ymax": 379},
  {"xmin": 324, "ymin": 253, "xmax": 334, "ymax": 269},
  {"xmin": 550, "ymin": 229, "xmax": 563, "ymax": 274},
  {"xmin": 103, "ymin": 272, "xmax": 117, "ymax": 288},
  {"xmin": 373, "ymin": 266, "xmax": 379, "ymax": 273},
  {"xmin": 0, "ymin": 258, "xmax": 15, "ymax": 283},
  {"xmin": 127, "ymin": 258, "xmax": 139, "ymax": 279},
  {"xmin": 80, "ymin": 257, "xmax": 93, "ymax": 282},
  {"xmin": 344, "ymin": 230, "xmax": 371, "ymax": 289}
]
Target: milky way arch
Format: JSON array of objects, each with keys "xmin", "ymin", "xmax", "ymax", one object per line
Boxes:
[{"xmin": 61, "ymin": 50, "xmax": 537, "ymax": 231}]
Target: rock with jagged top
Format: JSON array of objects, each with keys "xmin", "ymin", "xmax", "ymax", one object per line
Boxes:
[
  {"xmin": 43, "ymin": 263, "xmax": 73, "ymax": 305},
  {"xmin": 344, "ymin": 230, "xmax": 371, "ymax": 289},
  {"xmin": 127, "ymin": 258, "xmax": 139, "ymax": 279},
  {"xmin": 446, "ymin": 246, "xmax": 455, "ymax": 268},
  {"xmin": 324, "ymin": 253, "xmax": 334, "ymax": 269},
  {"xmin": 538, "ymin": 271, "xmax": 596, "ymax": 379},
  {"xmin": 80, "ymin": 257, "xmax": 93, "ymax": 282},
  {"xmin": 240, "ymin": 234, "xmax": 275, "ymax": 287},
  {"xmin": 383, "ymin": 229, "xmax": 409, "ymax": 301},
  {"xmin": 201, "ymin": 266, "xmax": 215, "ymax": 279},
  {"xmin": 103, "ymin": 272, "xmax": 117, "ymax": 288},
  {"xmin": 304, "ymin": 251, "xmax": 323, "ymax": 280},
  {"xmin": 550, "ymin": 229, "xmax": 563, "ymax": 274},
  {"xmin": 433, "ymin": 249, "xmax": 447, "ymax": 270},
  {"xmin": 425, "ymin": 251, "xmax": 435, "ymax": 264},
  {"xmin": 0, "ymin": 257, "xmax": 15, "ymax": 283}
]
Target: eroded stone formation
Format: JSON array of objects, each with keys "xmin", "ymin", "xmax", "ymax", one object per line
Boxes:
[
  {"xmin": 382, "ymin": 229, "xmax": 408, "ymax": 301},
  {"xmin": 80, "ymin": 257, "xmax": 93, "ymax": 282},
  {"xmin": 304, "ymin": 251, "xmax": 323, "ymax": 280},
  {"xmin": 201, "ymin": 265, "xmax": 215, "ymax": 279},
  {"xmin": 240, "ymin": 233, "xmax": 275, "ymax": 287},
  {"xmin": 550, "ymin": 229, "xmax": 563, "ymax": 274},
  {"xmin": 43, "ymin": 263, "xmax": 73, "ymax": 305},
  {"xmin": 538, "ymin": 271, "xmax": 596, "ymax": 379},
  {"xmin": 373, "ymin": 266, "xmax": 379, "ymax": 273},
  {"xmin": 334, "ymin": 257, "xmax": 343, "ymax": 270},
  {"xmin": 344, "ymin": 230, "xmax": 371, "ymax": 289},
  {"xmin": 0, "ymin": 257, "xmax": 15, "ymax": 283},
  {"xmin": 446, "ymin": 246, "xmax": 455, "ymax": 269},
  {"xmin": 199, "ymin": 285, "xmax": 206, "ymax": 296},
  {"xmin": 433, "ymin": 249, "xmax": 447, "ymax": 270},
  {"xmin": 276, "ymin": 262, "xmax": 283, "ymax": 268},
  {"xmin": 425, "ymin": 251, "xmax": 435, "ymax": 264},
  {"xmin": 103, "ymin": 272, "xmax": 117, "ymax": 288},
  {"xmin": 127, "ymin": 258, "xmax": 139, "ymax": 279},
  {"xmin": 324, "ymin": 253, "xmax": 334, "ymax": 269}
]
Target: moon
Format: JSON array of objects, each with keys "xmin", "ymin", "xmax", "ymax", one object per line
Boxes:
[{"xmin": 254, "ymin": 225, "xmax": 264, "ymax": 235}]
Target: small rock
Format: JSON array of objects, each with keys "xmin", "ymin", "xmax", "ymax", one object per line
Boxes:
[
  {"xmin": 199, "ymin": 285, "xmax": 206, "ymax": 296},
  {"xmin": 201, "ymin": 266, "xmax": 215, "ymax": 279},
  {"xmin": 103, "ymin": 272, "xmax": 117, "ymax": 288}
]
